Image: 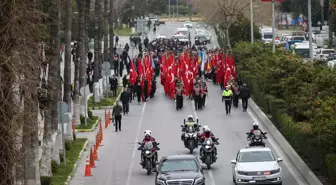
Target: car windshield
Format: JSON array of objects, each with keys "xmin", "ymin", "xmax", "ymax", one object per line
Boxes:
[
  {"xmin": 295, "ymin": 49, "xmax": 309, "ymax": 58},
  {"xmin": 263, "ymin": 34, "xmax": 272, "ymax": 39},
  {"xmin": 293, "ymin": 37, "xmax": 305, "ymax": 41},
  {"xmin": 239, "ymin": 151, "xmax": 275, "ymax": 163},
  {"xmin": 323, "ymin": 50, "xmax": 335, "ymax": 55},
  {"xmin": 161, "ymin": 159, "xmax": 198, "ymax": 172},
  {"xmin": 176, "ymin": 31, "xmax": 188, "ymax": 35}
]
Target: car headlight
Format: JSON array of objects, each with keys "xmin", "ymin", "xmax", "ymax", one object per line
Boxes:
[
  {"xmin": 195, "ymin": 177, "xmax": 204, "ymax": 184},
  {"xmin": 145, "ymin": 151, "xmax": 151, "ymax": 154},
  {"xmin": 271, "ymin": 168, "xmax": 281, "ymax": 174},
  {"xmin": 205, "ymin": 145, "xmax": 211, "ymax": 149},
  {"xmin": 237, "ymin": 170, "xmax": 248, "ymax": 175},
  {"xmin": 156, "ymin": 179, "xmax": 166, "ymax": 185}
]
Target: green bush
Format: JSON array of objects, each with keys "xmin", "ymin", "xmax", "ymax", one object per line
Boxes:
[
  {"xmin": 326, "ymin": 154, "xmax": 336, "ymax": 184},
  {"xmin": 40, "ymin": 176, "xmax": 52, "ymax": 185},
  {"xmin": 65, "ymin": 141, "xmax": 72, "ymax": 151},
  {"xmin": 233, "ymin": 41, "xmax": 336, "ymax": 182},
  {"xmin": 51, "ymin": 160, "xmax": 58, "ymax": 174}
]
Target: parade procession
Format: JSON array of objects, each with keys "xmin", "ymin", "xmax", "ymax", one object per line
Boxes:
[{"xmin": 128, "ymin": 39, "xmax": 238, "ymax": 112}]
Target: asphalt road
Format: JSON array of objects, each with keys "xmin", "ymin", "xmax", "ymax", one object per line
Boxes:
[{"xmin": 70, "ymin": 22, "xmax": 304, "ymax": 185}]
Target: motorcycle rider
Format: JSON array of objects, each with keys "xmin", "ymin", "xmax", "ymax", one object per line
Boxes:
[
  {"xmin": 199, "ymin": 126, "xmax": 218, "ymax": 161},
  {"xmin": 181, "ymin": 115, "xmax": 200, "ymax": 147},
  {"xmin": 138, "ymin": 130, "xmax": 160, "ymax": 168},
  {"xmin": 247, "ymin": 122, "xmax": 266, "ymax": 138}
]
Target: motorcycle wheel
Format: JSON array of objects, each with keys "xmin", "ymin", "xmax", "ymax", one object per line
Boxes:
[
  {"xmin": 188, "ymin": 140, "xmax": 194, "ymax": 154},
  {"xmin": 146, "ymin": 160, "xmax": 152, "ymax": 175},
  {"xmin": 206, "ymin": 155, "xmax": 211, "ymax": 169}
]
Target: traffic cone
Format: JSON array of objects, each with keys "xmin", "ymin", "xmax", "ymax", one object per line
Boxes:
[
  {"xmin": 100, "ymin": 125, "xmax": 103, "ymax": 143},
  {"xmin": 90, "ymin": 147, "xmax": 96, "ymax": 168},
  {"xmin": 93, "ymin": 145, "xmax": 99, "ymax": 161},
  {"xmin": 105, "ymin": 116, "xmax": 108, "ymax": 128},
  {"xmin": 84, "ymin": 157, "xmax": 92, "ymax": 176}
]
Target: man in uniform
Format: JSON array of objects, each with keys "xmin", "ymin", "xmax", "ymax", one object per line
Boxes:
[
  {"xmin": 193, "ymin": 83, "xmax": 202, "ymax": 110},
  {"xmin": 222, "ymin": 85, "xmax": 233, "ymax": 114},
  {"xmin": 175, "ymin": 83, "xmax": 185, "ymax": 110}
]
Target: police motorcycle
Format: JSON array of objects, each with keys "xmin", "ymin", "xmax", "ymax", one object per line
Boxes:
[
  {"xmin": 137, "ymin": 141, "xmax": 160, "ymax": 175},
  {"xmin": 200, "ymin": 138, "xmax": 219, "ymax": 169},
  {"xmin": 246, "ymin": 130, "xmax": 267, "ymax": 147},
  {"xmin": 181, "ymin": 118, "xmax": 201, "ymax": 154}
]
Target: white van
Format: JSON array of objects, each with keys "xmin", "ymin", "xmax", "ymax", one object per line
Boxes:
[
  {"xmin": 176, "ymin": 27, "xmax": 189, "ymax": 36},
  {"xmin": 293, "ymin": 42, "xmax": 318, "ymax": 59}
]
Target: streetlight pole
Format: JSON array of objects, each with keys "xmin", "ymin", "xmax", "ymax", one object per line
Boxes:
[
  {"xmin": 271, "ymin": 0, "xmax": 275, "ymax": 52},
  {"xmin": 308, "ymin": 0, "xmax": 313, "ymax": 60},
  {"xmin": 321, "ymin": 0, "xmax": 324, "ymax": 30},
  {"xmin": 250, "ymin": 0, "xmax": 254, "ymax": 44},
  {"xmin": 168, "ymin": 0, "xmax": 171, "ymax": 20}
]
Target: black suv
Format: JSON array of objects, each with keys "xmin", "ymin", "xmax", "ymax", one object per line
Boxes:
[{"xmin": 155, "ymin": 155, "xmax": 205, "ymax": 185}]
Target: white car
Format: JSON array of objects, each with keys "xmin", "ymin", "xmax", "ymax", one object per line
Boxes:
[
  {"xmin": 156, "ymin": 35, "xmax": 167, "ymax": 39},
  {"xmin": 173, "ymin": 34, "xmax": 189, "ymax": 44},
  {"xmin": 231, "ymin": 147, "xmax": 283, "ymax": 185},
  {"xmin": 316, "ymin": 48, "xmax": 335, "ymax": 60},
  {"xmin": 184, "ymin": 21, "xmax": 193, "ymax": 28}
]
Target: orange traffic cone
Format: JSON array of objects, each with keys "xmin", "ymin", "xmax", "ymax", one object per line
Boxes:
[
  {"xmin": 93, "ymin": 145, "xmax": 99, "ymax": 161},
  {"xmin": 90, "ymin": 147, "xmax": 96, "ymax": 168},
  {"xmin": 84, "ymin": 157, "xmax": 92, "ymax": 176},
  {"xmin": 105, "ymin": 117, "xmax": 108, "ymax": 128},
  {"xmin": 100, "ymin": 126, "xmax": 103, "ymax": 143}
]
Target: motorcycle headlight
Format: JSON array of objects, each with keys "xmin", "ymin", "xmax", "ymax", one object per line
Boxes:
[
  {"xmin": 206, "ymin": 140, "xmax": 211, "ymax": 145},
  {"xmin": 195, "ymin": 177, "xmax": 204, "ymax": 184},
  {"xmin": 205, "ymin": 145, "xmax": 211, "ymax": 149},
  {"xmin": 145, "ymin": 151, "xmax": 151, "ymax": 154}
]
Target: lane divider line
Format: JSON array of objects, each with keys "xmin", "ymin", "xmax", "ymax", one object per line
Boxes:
[
  {"xmin": 190, "ymin": 100, "xmax": 216, "ymax": 185},
  {"xmin": 126, "ymin": 102, "xmax": 147, "ymax": 185}
]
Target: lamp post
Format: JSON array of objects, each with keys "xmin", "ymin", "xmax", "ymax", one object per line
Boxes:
[
  {"xmin": 250, "ymin": 0, "xmax": 254, "ymax": 44},
  {"xmin": 308, "ymin": 0, "xmax": 313, "ymax": 60},
  {"xmin": 271, "ymin": 0, "xmax": 275, "ymax": 53}
]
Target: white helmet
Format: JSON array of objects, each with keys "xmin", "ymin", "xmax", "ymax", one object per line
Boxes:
[
  {"xmin": 144, "ymin": 130, "xmax": 152, "ymax": 136},
  {"xmin": 187, "ymin": 115, "xmax": 193, "ymax": 120},
  {"xmin": 252, "ymin": 122, "xmax": 259, "ymax": 127},
  {"xmin": 203, "ymin": 125, "xmax": 210, "ymax": 132}
]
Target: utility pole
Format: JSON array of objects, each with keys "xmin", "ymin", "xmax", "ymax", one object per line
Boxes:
[
  {"xmin": 308, "ymin": 0, "xmax": 313, "ymax": 60},
  {"xmin": 168, "ymin": 0, "xmax": 171, "ymax": 20},
  {"xmin": 320, "ymin": 0, "xmax": 324, "ymax": 30},
  {"xmin": 271, "ymin": 0, "xmax": 275, "ymax": 52},
  {"xmin": 250, "ymin": 0, "xmax": 254, "ymax": 43}
]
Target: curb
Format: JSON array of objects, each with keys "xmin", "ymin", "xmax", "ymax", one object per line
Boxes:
[
  {"xmin": 75, "ymin": 118, "xmax": 100, "ymax": 132},
  {"xmin": 249, "ymin": 99, "xmax": 323, "ymax": 185},
  {"xmin": 64, "ymin": 139, "xmax": 89, "ymax": 185},
  {"xmin": 88, "ymin": 87, "xmax": 124, "ymax": 110}
]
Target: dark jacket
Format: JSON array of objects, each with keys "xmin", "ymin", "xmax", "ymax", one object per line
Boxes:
[
  {"xmin": 240, "ymin": 86, "xmax": 250, "ymax": 98},
  {"xmin": 112, "ymin": 104, "xmax": 123, "ymax": 116},
  {"xmin": 120, "ymin": 91, "xmax": 131, "ymax": 103}
]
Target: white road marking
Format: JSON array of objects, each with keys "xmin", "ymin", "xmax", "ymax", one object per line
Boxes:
[
  {"xmin": 247, "ymin": 109, "xmax": 306, "ymax": 185},
  {"xmin": 126, "ymin": 102, "xmax": 147, "ymax": 185},
  {"xmin": 191, "ymin": 100, "xmax": 216, "ymax": 185}
]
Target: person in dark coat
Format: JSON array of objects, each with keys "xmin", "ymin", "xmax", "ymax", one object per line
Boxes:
[
  {"xmin": 120, "ymin": 88, "xmax": 131, "ymax": 114},
  {"xmin": 87, "ymin": 51, "xmax": 93, "ymax": 63},
  {"xmin": 143, "ymin": 79, "xmax": 148, "ymax": 101},
  {"xmin": 112, "ymin": 100, "xmax": 123, "ymax": 132},
  {"xmin": 240, "ymin": 83, "xmax": 251, "ymax": 112},
  {"xmin": 122, "ymin": 75, "xmax": 129, "ymax": 88},
  {"xmin": 109, "ymin": 75, "xmax": 118, "ymax": 96},
  {"xmin": 135, "ymin": 78, "xmax": 142, "ymax": 104}
]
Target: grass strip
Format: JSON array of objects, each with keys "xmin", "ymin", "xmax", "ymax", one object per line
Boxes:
[
  {"xmin": 114, "ymin": 27, "xmax": 132, "ymax": 36},
  {"xmin": 51, "ymin": 138, "xmax": 88, "ymax": 185},
  {"xmin": 76, "ymin": 117, "xmax": 99, "ymax": 130},
  {"xmin": 88, "ymin": 87, "xmax": 122, "ymax": 108}
]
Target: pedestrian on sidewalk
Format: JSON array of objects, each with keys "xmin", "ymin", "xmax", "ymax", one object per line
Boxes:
[
  {"xmin": 120, "ymin": 88, "xmax": 130, "ymax": 115},
  {"xmin": 240, "ymin": 83, "xmax": 251, "ymax": 112},
  {"xmin": 109, "ymin": 75, "xmax": 118, "ymax": 96},
  {"xmin": 112, "ymin": 100, "xmax": 123, "ymax": 132},
  {"xmin": 115, "ymin": 35, "xmax": 119, "ymax": 46}
]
